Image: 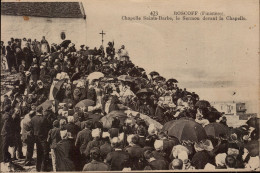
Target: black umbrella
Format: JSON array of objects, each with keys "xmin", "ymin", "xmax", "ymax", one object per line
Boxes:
[
  {"xmin": 195, "ymin": 100, "xmax": 211, "ymax": 109},
  {"xmin": 167, "ymin": 78, "xmax": 178, "ymax": 83},
  {"xmin": 149, "ymin": 71, "xmax": 159, "ymax": 76},
  {"xmin": 138, "ymin": 67, "xmax": 145, "ymax": 72},
  {"xmin": 244, "ymin": 140, "xmax": 259, "ymax": 157},
  {"xmin": 136, "ymin": 88, "xmax": 154, "ymax": 96},
  {"xmin": 162, "ymin": 118, "xmax": 207, "ymax": 142},
  {"xmin": 134, "ymin": 77, "xmax": 149, "ymax": 85},
  {"xmin": 75, "ymin": 99, "xmax": 95, "ymax": 108},
  {"xmin": 154, "ymin": 76, "xmax": 165, "ymax": 81},
  {"xmin": 246, "ymin": 117, "xmax": 260, "ymax": 129},
  {"xmin": 118, "ymin": 75, "xmax": 134, "ymax": 82},
  {"xmin": 204, "ymin": 123, "xmax": 229, "ymax": 138}
]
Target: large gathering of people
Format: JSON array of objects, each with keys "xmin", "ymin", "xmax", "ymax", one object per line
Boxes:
[{"xmin": 0, "ymin": 36, "xmax": 259, "ymax": 171}]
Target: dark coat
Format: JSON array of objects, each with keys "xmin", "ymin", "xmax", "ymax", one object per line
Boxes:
[
  {"xmin": 30, "ymin": 114, "xmax": 51, "ymax": 140},
  {"xmin": 163, "ymin": 138, "xmax": 180, "ymax": 161},
  {"xmin": 144, "ymin": 159, "xmax": 168, "ymax": 170},
  {"xmin": 108, "ymin": 128, "xmax": 120, "ymax": 138},
  {"xmin": 23, "ymin": 47, "xmax": 33, "ymax": 68},
  {"xmin": 75, "ymin": 128, "xmax": 92, "ymax": 154},
  {"xmin": 86, "ymin": 87, "xmax": 97, "ymax": 102},
  {"xmin": 1, "ymin": 98, "xmax": 11, "ymax": 111},
  {"xmin": 191, "ymin": 150, "xmax": 214, "ymax": 169},
  {"xmin": 152, "ymin": 150, "xmax": 167, "ymax": 161},
  {"xmin": 124, "ymin": 144, "xmax": 144, "ymax": 170},
  {"xmin": 1, "ymin": 112, "xmax": 14, "ymax": 136},
  {"xmin": 47, "ymin": 127, "xmax": 61, "ymax": 149},
  {"xmin": 105, "ymin": 150, "xmax": 130, "ymax": 171},
  {"xmin": 6, "ymin": 45, "xmax": 15, "ymax": 62},
  {"xmin": 155, "ymin": 105, "xmax": 170, "ymax": 124},
  {"xmin": 19, "ymin": 64, "xmax": 25, "ymax": 74},
  {"xmin": 30, "ymin": 66, "xmax": 40, "ymax": 83},
  {"xmin": 84, "ymin": 139, "xmax": 104, "ymax": 157},
  {"xmin": 135, "ymin": 100, "xmax": 155, "ymax": 117},
  {"xmin": 100, "ymin": 142, "xmax": 113, "ymax": 160},
  {"xmin": 138, "ymin": 136, "xmax": 146, "ymax": 148},
  {"xmin": 64, "ymin": 122, "xmax": 80, "ymax": 140},
  {"xmin": 83, "ymin": 160, "xmax": 109, "ymax": 171},
  {"xmin": 54, "ymin": 139, "xmax": 76, "ymax": 171}
]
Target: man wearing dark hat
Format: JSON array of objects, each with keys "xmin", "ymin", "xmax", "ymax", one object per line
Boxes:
[
  {"xmin": 124, "ymin": 134, "xmax": 144, "ymax": 170},
  {"xmin": 106, "ymin": 41, "xmax": 115, "ymax": 60},
  {"xmin": 47, "ymin": 120, "xmax": 61, "ymax": 149},
  {"xmin": 6, "ymin": 41, "xmax": 15, "ymax": 73},
  {"xmin": 143, "ymin": 150, "xmax": 168, "ymax": 170},
  {"xmin": 12, "ymin": 108, "xmax": 25, "ymax": 160},
  {"xmin": 83, "ymin": 147, "xmax": 110, "ymax": 171},
  {"xmin": 29, "ymin": 106, "xmax": 51, "ymax": 172},
  {"xmin": 105, "ymin": 137, "xmax": 130, "ymax": 171},
  {"xmin": 40, "ymin": 36, "xmax": 50, "ymax": 54},
  {"xmin": 79, "ymin": 45, "xmax": 85, "ymax": 51},
  {"xmin": 1, "ymin": 95, "xmax": 11, "ymax": 111},
  {"xmin": 30, "ymin": 62, "xmax": 40, "ymax": 83},
  {"xmin": 75, "ymin": 120, "xmax": 93, "ymax": 154},
  {"xmin": 23, "ymin": 42, "xmax": 33, "ymax": 69}
]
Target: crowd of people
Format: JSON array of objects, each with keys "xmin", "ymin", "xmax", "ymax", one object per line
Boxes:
[{"xmin": 0, "ymin": 36, "xmax": 259, "ymax": 171}]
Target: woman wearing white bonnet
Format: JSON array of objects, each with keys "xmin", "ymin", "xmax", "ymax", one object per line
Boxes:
[
  {"xmin": 171, "ymin": 145, "xmax": 190, "ymax": 159},
  {"xmin": 60, "ymin": 130, "xmax": 68, "ymax": 140},
  {"xmin": 215, "ymin": 153, "xmax": 227, "ymax": 168},
  {"xmin": 92, "ymin": 128, "xmax": 101, "ymax": 138},
  {"xmin": 84, "ymin": 128, "xmax": 102, "ymax": 158},
  {"xmin": 148, "ymin": 124, "xmax": 158, "ymax": 135},
  {"xmin": 154, "ymin": 139, "xmax": 163, "ymax": 151},
  {"xmin": 245, "ymin": 156, "xmax": 260, "ymax": 171}
]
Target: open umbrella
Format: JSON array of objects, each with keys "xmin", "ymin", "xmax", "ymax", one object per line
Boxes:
[
  {"xmin": 153, "ymin": 76, "xmax": 165, "ymax": 81},
  {"xmin": 167, "ymin": 78, "xmax": 178, "ymax": 83},
  {"xmin": 161, "ymin": 120, "xmax": 176, "ymax": 132},
  {"xmin": 204, "ymin": 123, "xmax": 229, "ymax": 138},
  {"xmin": 87, "ymin": 72, "xmax": 104, "ymax": 81},
  {"xmin": 38, "ymin": 100, "xmax": 53, "ymax": 111},
  {"xmin": 118, "ymin": 75, "xmax": 133, "ymax": 82},
  {"xmin": 162, "ymin": 118, "xmax": 207, "ymax": 142},
  {"xmin": 244, "ymin": 140, "xmax": 259, "ymax": 157},
  {"xmin": 149, "ymin": 71, "xmax": 159, "ymax": 76},
  {"xmin": 195, "ymin": 100, "xmax": 211, "ymax": 109},
  {"xmin": 138, "ymin": 67, "xmax": 145, "ymax": 72},
  {"xmin": 246, "ymin": 117, "xmax": 260, "ymax": 129},
  {"xmin": 75, "ymin": 99, "xmax": 95, "ymax": 108},
  {"xmin": 107, "ymin": 110, "xmax": 127, "ymax": 118},
  {"xmin": 136, "ymin": 88, "xmax": 154, "ymax": 96},
  {"xmin": 134, "ymin": 77, "xmax": 148, "ymax": 85},
  {"xmin": 52, "ymin": 79, "xmax": 65, "ymax": 98}
]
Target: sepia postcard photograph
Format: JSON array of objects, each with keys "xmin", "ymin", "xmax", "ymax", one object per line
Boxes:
[{"xmin": 0, "ymin": 0, "xmax": 259, "ymax": 172}]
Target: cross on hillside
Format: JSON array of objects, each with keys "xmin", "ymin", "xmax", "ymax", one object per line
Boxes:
[{"xmin": 99, "ymin": 30, "xmax": 106, "ymax": 46}]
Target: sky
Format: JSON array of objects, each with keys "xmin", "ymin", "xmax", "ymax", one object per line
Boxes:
[
  {"xmin": 82, "ymin": 0, "xmax": 259, "ymax": 112},
  {"xmin": 1, "ymin": 0, "xmax": 259, "ymax": 113}
]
